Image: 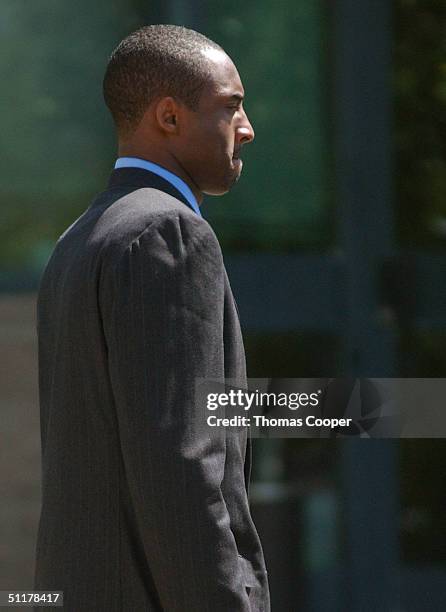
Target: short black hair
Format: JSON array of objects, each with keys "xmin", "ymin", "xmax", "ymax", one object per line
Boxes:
[{"xmin": 103, "ymin": 24, "xmax": 224, "ymax": 136}]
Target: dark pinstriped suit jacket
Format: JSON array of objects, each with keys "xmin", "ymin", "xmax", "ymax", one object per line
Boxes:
[{"xmin": 34, "ymin": 167, "xmax": 270, "ymax": 611}]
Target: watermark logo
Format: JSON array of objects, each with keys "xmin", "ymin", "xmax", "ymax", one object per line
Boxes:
[{"xmin": 196, "ymin": 378, "xmax": 406, "ymax": 438}]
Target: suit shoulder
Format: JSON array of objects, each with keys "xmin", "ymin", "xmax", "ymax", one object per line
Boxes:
[
  {"xmin": 98, "ymin": 187, "xmax": 217, "ymax": 252},
  {"xmin": 137, "ymin": 202, "xmax": 219, "ymax": 253},
  {"xmin": 129, "ymin": 207, "xmax": 223, "ymax": 271},
  {"xmin": 96, "ymin": 189, "xmax": 222, "ymax": 279}
]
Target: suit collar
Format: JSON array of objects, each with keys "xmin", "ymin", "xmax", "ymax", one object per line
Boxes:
[{"xmin": 107, "ymin": 167, "xmax": 194, "ymax": 212}]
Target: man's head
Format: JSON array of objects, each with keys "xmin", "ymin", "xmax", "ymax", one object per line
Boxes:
[{"xmin": 103, "ymin": 25, "xmax": 255, "ymax": 200}]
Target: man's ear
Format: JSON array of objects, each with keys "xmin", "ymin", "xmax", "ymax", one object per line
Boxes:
[{"xmin": 155, "ymin": 96, "xmax": 178, "ymax": 134}]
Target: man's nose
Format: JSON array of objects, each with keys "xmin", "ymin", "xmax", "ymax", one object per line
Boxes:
[{"xmin": 236, "ymin": 112, "xmax": 255, "ymax": 145}]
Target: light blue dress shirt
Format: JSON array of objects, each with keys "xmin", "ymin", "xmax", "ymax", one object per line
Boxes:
[{"xmin": 114, "ymin": 157, "xmax": 202, "ymax": 217}]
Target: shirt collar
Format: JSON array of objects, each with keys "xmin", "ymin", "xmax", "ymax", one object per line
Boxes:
[{"xmin": 114, "ymin": 157, "xmax": 202, "ymax": 217}]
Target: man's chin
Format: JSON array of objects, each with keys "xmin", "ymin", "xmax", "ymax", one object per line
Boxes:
[
  {"xmin": 202, "ymin": 172, "xmax": 242, "ymax": 196},
  {"xmin": 203, "ymin": 186, "xmax": 231, "ymax": 197}
]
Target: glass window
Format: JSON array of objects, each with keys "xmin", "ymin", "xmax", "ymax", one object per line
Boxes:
[
  {"xmin": 202, "ymin": 1, "xmax": 333, "ymax": 251},
  {"xmin": 395, "ymin": 1, "xmax": 446, "ymax": 249},
  {"xmin": 0, "ymin": 1, "xmax": 146, "ymax": 271}
]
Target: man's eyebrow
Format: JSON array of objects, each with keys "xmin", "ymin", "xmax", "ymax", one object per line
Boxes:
[{"xmin": 218, "ymin": 92, "xmax": 244, "ymax": 103}]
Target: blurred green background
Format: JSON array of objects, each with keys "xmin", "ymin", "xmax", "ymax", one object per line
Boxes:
[{"xmin": 1, "ymin": 1, "xmax": 446, "ymax": 611}]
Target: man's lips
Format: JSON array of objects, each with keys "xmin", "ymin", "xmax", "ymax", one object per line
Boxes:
[{"xmin": 231, "ymin": 149, "xmax": 243, "ymax": 173}]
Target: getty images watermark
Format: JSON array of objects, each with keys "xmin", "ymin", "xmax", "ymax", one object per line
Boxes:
[
  {"xmin": 195, "ymin": 378, "xmax": 446, "ymax": 438},
  {"xmin": 205, "ymin": 387, "xmax": 351, "ymax": 431}
]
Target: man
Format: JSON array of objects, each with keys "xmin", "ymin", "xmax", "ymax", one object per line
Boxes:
[{"xmin": 35, "ymin": 24, "xmax": 270, "ymax": 611}]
